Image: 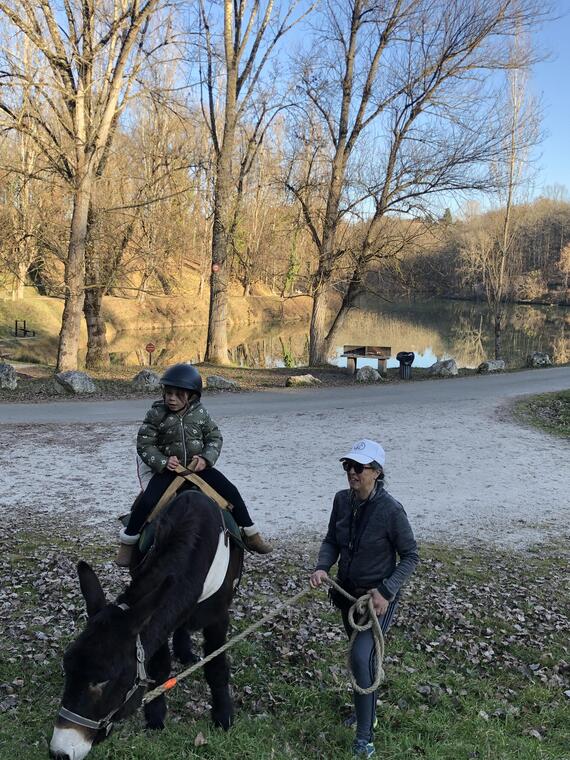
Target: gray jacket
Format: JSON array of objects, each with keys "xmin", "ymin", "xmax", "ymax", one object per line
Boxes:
[{"xmin": 315, "ymin": 484, "xmax": 418, "ymax": 601}]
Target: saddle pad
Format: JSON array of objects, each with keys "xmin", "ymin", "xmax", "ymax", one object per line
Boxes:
[{"xmin": 198, "ymin": 529, "xmax": 230, "ymax": 603}]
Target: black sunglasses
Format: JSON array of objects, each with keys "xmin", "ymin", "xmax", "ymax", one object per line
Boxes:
[{"xmin": 342, "ymin": 460, "xmax": 374, "ymax": 474}]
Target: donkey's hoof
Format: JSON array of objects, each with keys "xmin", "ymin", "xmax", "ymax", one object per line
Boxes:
[{"xmin": 212, "ymin": 710, "xmax": 233, "ymax": 731}]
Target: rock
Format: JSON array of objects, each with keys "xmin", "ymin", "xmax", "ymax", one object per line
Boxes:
[
  {"xmin": 0, "ymin": 363, "xmax": 18, "ymax": 390},
  {"xmin": 428, "ymin": 359, "xmax": 458, "ymax": 377},
  {"xmin": 53, "ymin": 371, "xmax": 96, "ymax": 395},
  {"xmin": 285, "ymin": 374, "xmax": 322, "ymax": 387},
  {"xmin": 131, "ymin": 369, "xmax": 161, "ymax": 391},
  {"xmin": 477, "ymin": 359, "xmax": 506, "ymax": 374},
  {"xmin": 355, "ymin": 365, "xmax": 383, "ymax": 383},
  {"xmin": 526, "ymin": 352, "xmax": 552, "ymax": 368},
  {"xmin": 206, "ymin": 375, "xmax": 240, "ymax": 390}
]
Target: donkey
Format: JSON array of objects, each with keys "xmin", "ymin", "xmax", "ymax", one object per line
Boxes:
[{"xmin": 49, "ymin": 490, "xmax": 244, "ymax": 760}]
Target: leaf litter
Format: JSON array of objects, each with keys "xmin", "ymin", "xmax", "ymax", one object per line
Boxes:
[{"xmin": 1, "ymin": 512, "xmax": 568, "ymax": 749}]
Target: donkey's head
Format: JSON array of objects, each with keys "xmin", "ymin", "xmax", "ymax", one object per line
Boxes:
[{"xmin": 49, "ymin": 561, "xmax": 168, "ymax": 760}]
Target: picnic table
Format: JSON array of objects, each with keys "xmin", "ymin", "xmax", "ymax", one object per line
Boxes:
[{"xmin": 341, "ymin": 345, "xmax": 391, "ymax": 376}]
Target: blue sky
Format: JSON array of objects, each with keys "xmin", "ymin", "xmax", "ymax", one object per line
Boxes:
[{"xmin": 531, "ymin": 5, "xmax": 570, "ymax": 194}]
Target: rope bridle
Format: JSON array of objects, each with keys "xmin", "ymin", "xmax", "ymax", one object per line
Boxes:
[{"xmin": 57, "ymin": 603, "xmax": 149, "ymax": 735}]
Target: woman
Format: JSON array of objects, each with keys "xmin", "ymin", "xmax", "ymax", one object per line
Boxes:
[{"xmin": 310, "ymin": 439, "xmax": 419, "ymax": 758}]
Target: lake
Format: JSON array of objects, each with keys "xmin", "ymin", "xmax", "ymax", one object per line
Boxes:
[{"xmin": 3, "ymin": 298, "xmax": 569, "ymax": 370}]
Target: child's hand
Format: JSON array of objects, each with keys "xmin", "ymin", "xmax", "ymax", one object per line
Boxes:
[
  {"xmin": 191, "ymin": 455, "xmax": 207, "ymax": 472},
  {"xmin": 166, "ymin": 455, "xmax": 180, "ymax": 471}
]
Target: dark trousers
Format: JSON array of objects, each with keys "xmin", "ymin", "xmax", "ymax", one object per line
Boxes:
[
  {"xmin": 125, "ymin": 467, "xmax": 254, "ymax": 536},
  {"xmin": 341, "ymin": 597, "xmax": 399, "ymax": 743}
]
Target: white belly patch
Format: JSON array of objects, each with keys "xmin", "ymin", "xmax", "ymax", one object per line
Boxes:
[{"xmin": 198, "ymin": 530, "xmax": 230, "ymax": 603}]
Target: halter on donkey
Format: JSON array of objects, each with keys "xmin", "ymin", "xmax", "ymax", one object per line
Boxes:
[{"xmin": 49, "ymin": 491, "xmax": 244, "ymax": 760}]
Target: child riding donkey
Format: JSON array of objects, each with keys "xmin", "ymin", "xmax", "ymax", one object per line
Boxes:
[{"xmin": 116, "ymin": 363, "xmax": 273, "ymax": 566}]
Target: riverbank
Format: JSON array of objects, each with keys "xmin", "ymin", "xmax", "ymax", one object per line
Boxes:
[
  {"xmin": 0, "ymin": 287, "xmax": 313, "ymax": 367},
  {"xmin": 0, "ymin": 362, "xmax": 472, "ymax": 404}
]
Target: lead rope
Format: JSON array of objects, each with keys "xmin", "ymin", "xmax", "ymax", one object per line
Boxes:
[
  {"xmin": 326, "ymin": 578, "xmax": 385, "ymax": 695},
  {"xmin": 142, "ymin": 577, "xmax": 384, "ymax": 704}
]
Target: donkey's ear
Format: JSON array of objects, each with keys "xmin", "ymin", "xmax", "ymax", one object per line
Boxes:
[
  {"xmin": 128, "ymin": 576, "xmax": 174, "ymax": 634},
  {"xmin": 78, "ymin": 561, "xmax": 107, "ymax": 617}
]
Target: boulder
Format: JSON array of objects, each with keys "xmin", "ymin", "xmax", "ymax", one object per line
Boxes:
[
  {"xmin": 0, "ymin": 362, "xmax": 18, "ymax": 390},
  {"xmin": 53, "ymin": 370, "xmax": 96, "ymax": 395},
  {"xmin": 355, "ymin": 365, "xmax": 383, "ymax": 383},
  {"xmin": 526, "ymin": 352, "xmax": 552, "ymax": 368},
  {"xmin": 285, "ymin": 374, "xmax": 322, "ymax": 387},
  {"xmin": 477, "ymin": 359, "xmax": 506, "ymax": 374},
  {"xmin": 428, "ymin": 358, "xmax": 458, "ymax": 377},
  {"xmin": 206, "ymin": 375, "xmax": 240, "ymax": 390},
  {"xmin": 131, "ymin": 369, "xmax": 161, "ymax": 391}
]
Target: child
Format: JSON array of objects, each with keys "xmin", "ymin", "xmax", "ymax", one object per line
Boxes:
[{"xmin": 116, "ymin": 363, "xmax": 273, "ymax": 566}]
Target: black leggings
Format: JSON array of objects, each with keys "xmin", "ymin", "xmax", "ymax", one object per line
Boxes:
[{"xmin": 125, "ymin": 467, "xmax": 254, "ymax": 536}]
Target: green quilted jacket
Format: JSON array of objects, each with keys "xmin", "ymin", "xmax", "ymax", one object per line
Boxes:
[{"xmin": 137, "ymin": 399, "xmax": 223, "ymax": 473}]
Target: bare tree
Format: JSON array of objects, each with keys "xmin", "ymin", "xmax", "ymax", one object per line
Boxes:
[
  {"xmin": 286, "ymin": 0, "xmax": 549, "ymax": 364},
  {"xmin": 0, "ymin": 0, "xmax": 170, "ymax": 370},
  {"xmin": 196, "ymin": 0, "xmax": 312, "ymax": 364},
  {"xmin": 460, "ymin": 53, "xmax": 540, "ymax": 358}
]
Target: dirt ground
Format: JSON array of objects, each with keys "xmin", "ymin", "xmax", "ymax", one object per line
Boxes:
[{"xmin": 2, "ymin": 368, "xmax": 569, "ymax": 553}]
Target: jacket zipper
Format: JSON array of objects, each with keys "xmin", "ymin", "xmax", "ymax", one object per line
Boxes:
[{"xmin": 179, "ymin": 414, "xmax": 187, "ymax": 466}]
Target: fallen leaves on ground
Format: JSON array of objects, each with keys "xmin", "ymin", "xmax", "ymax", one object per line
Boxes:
[{"xmin": 1, "ymin": 513, "xmax": 568, "ymax": 732}]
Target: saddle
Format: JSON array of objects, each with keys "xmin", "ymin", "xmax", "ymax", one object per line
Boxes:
[{"xmin": 121, "ymin": 463, "xmax": 247, "ymax": 556}]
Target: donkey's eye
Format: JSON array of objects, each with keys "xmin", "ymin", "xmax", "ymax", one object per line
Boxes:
[{"xmin": 88, "ymin": 680, "xmax": 110, "ymax": 698}]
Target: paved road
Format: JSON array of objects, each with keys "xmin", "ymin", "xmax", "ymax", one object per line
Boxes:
[
  {"xmin": 1, "ymin": 366, "xmax": 569, "ymax": 424},
  {"xmin": 1, "ymin": 367, "xmax": 568, "ymax": 550}
]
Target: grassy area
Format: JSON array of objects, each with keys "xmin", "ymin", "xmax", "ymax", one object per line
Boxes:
[
  {"xmin": 513, "ymin": 389, "xmax": 570, "ymax": 438},
  {"xmin": 0, "ymin": 523, "xmax": 569, "ymax": 760}
]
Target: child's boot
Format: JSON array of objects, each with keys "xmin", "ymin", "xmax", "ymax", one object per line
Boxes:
[
  {"xmin": 243, "ymin": 527, "xmax": 273, "ymax": 554},
  {"xmin": 115, "ymin": 529, "xmax": 140, "ymax": 567}
]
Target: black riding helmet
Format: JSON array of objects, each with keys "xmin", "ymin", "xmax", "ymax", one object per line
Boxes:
[{"xmin": 160, "ymin": 363, "xmax": 203, "ymax": 396}]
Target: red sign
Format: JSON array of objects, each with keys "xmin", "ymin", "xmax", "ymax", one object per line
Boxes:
[
  {"xmin": 145, "ymin": 342, "xmax": 156, "ymax": 353},
  {"xmin": 212, "ymin": 263, "xmax": 220, "ymax": 273}
]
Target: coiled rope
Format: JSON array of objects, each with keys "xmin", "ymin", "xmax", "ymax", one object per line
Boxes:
[{"xmin": 142, "ymin": 576, "xmax": 384, "ymax": 705}]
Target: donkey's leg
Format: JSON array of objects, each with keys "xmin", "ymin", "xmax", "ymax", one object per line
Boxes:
[
  {"xmin": 203, "ymin": 614, "xmax": 233, "ymax": 730},
  {"xmin": 173, "ymin": 625, "xmax": 200, "ymax": 665},
  {"xmin": 144, "ymin": 641, "xmax": 171, "ymax": 730}
]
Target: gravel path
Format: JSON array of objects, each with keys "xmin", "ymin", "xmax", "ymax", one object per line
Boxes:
[{"xmin": 2, "ymin": 368, "xmax": 569, "ymax": 549}]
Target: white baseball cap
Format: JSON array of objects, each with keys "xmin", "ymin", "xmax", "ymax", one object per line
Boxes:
[{"xmin": 340, "ymin": 439, "xmax": 385, "ymax": 467}]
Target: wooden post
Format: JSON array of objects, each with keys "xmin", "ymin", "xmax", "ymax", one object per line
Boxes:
[
  {"xmin": 377, "ymin": 358, "xmax": 388, "ymax": 376},
  {"xmin": 346, "ymin": 357, "xmax": 357, "ymax": 374}
]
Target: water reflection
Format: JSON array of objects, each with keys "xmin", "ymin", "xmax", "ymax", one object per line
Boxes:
[
  {"xmin": 2, "ymin": 298, "xmax": 569, "ymax": 370},
  {"xmin": 105, "ymin": 299, "xmax": 570, "ymax": 370}
]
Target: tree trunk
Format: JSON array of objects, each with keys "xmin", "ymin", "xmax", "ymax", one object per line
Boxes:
[
  {"xmin": 494, "ymin": 308, "xmax": 503, "ymax": 360},
  {"xmin": 56, "ymin": 174, "xmax": 92, "ymax": 371},
  {"xmin": 309, "ymin": 286, "xmax": 329, "ymax": 365},
  {"xmin": 205, "ymin": 137, "xmax": 233, "ymax": 364},
  {"xmin": 11, "ymin": 260, "xmax": 28, "ymax": 300},
  {"xmin": 84, "ymin": 286, "xmax": 109, "ymax": 369},
  {"xmin": 204, "ymin": 0, "xmax": 238, "ymax": 366},
  {"xmin": 84, "ymin": 204, "xmax": 110, "ymax": 370},
  {"xmin": 205, "ymin": 133, "xmax": 234, "ymax": 365},
  {"xmin": 326, "ymin": 269, "xmax": 362, "ymax": 349}
]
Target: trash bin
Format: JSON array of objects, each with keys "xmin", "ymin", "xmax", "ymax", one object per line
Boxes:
[{"xmin": 396, "ymin": 351, "xmax": 414, "ymax": 380}]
